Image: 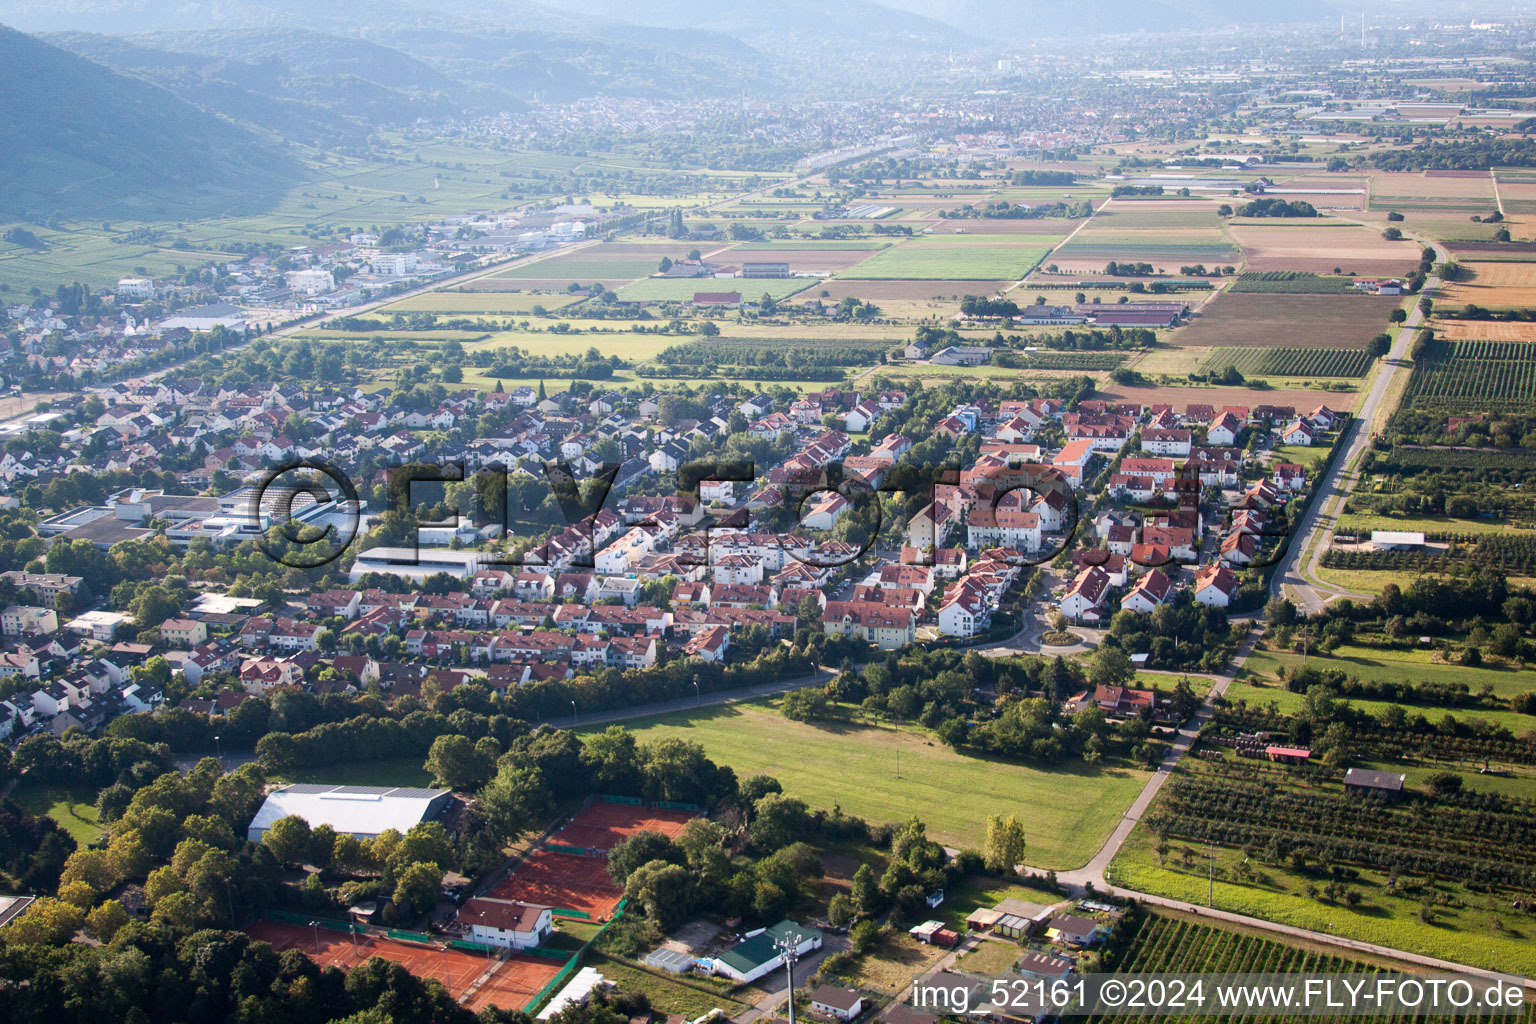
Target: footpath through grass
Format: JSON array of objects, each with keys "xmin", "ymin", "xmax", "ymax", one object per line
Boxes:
[{"xmin": 586, "ymin": 701, "xmax": 1149, "ymax": 868}]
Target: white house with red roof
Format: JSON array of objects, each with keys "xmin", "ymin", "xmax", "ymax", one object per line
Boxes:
[{"xmin": 1193, "ymin": 563, "xmax": 1240, "ymax": 608}]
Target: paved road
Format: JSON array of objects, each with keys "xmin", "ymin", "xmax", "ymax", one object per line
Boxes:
[
  {"xmin": 1036, "ymin": 627, "xmax": 1262, "ymax": 890},
  {"xmin": 1269, "ymin": 239, "xmax": 1445, "ymax": 614}
]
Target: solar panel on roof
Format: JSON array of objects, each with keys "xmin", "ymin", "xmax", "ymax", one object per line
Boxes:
[
  {"xmin": 333, "ymin": 785, "xmax": 393, "ymax": 795},
  {"xmin": 389, "ymin": 788, "xmax": 449, "ymax": 799},
  {"xmin": 281, "ymin": 784, "xmax": 331, "ymax": 794}
]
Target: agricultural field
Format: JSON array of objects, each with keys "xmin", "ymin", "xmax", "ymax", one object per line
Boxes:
[
  {"xmin": 585, "ymin": 700, "xmax": 1150, "ymax": 868},
  {"xmin": 615, "ymin": 277, "xmax": 814, "ymax": 301},
  {"xmin": 1429, "ymin": 319, "xmax": 1536, "ymax": 342},
  {"xmin": 1199, "ymin": 346, "xmax": 1374, "ymax": 378},
  {"xmin": 1049, "ymin": 221, "xmax": 1239, "ymax": 271},
  {"xmin": 376, "ymin": 291, "xmax": 577, "ymax": 315},
  {"xmin": 1096, "ymin": 381, "xmax": 1347, "ymax": 411},
  {"xmin": 1367, "ymin": 169, "xmax": 1496, "ymax": 210},
  {"xmin": 1239, "ymin": 641, "xmax": 1536, "ymax": 700},
  {"xmin": 1227, "ymin": 271, "xmax": 1360, "ymax": 294},
  {"xmin": 707, "ymin": 245, "xmax": 886, "ymax": 273},
  {"xmin": 1438, "ymin": 259, "xmax": 1536, "ymax": 309},
  {"xmin": 838, "ymin": 238, "xmax": 1052, "ymax": 280},
  {"xmin": 1171, "ymin": 292, "xmax": 1402, "ymax": 350},
  {"xmin": 1335, "ymin": 512, "xmax": 1529, "ymax": 538},
  {"xmin": 1403, "ymin": 339, "xmax": 1536, "ymax": 410},
  {"xmin": 1110, "ymin": 760, "xmax": 1536, "ymax": 977},
  {"xmin": 1093, "ymin": 910, "xmax": 1536, "ymax": 1019},
  {"xmin": 1355, "ymin": 209, "xmax": 1506, "ymax": 242},
  {"xmin": 1494, "ymin": 172, "xmax": 1536, "ymax": 215},
  {"xmin": 1227, "ymin": 222, "xmax": 1422, "ymax": 275},
  {"xmin": 911, "ymin": 216, "xmax": 1086, "ymax": 236}
]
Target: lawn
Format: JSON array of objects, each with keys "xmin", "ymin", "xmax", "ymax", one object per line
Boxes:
[
  {"xmin": 9, "ymin": 779, "xmax": 105, "ymax": 845},
  {"xmin": 953, "ymin": 937, "xmax": 1025, "ymax": 975},
  {"xmin": 1334, "ymin": 512, "xmax": 1524, "ymax": 537},
  {"xmin": 1242, "ymin": 642, "xmax": 1536, "ymax": 699},
  {"xmin": 1107, "ymin": 817, "xmax": 1536, "ymax": 977},
  {"xmin": 1224, "ymin": 675, "xmax": 1536, "ymax": 737},
  {"xmin": 583, "ymin": 953, "xmax": 748, "ymax": 1017},
  {"xmin": 1272, "ymin": 444, "xmax": 1333, "ymax": 470},
  {"xmin": 838, "ymin": 242, "xmax": 1050, "ymax": 280},
  {"xmin": 582, "ymin": 703, "xmax": 1149, "ymax": 868}
]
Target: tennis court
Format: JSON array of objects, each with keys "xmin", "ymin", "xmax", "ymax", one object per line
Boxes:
[
  {"xmin": 551, "ymin": 801, "xmax": 695, "ymax": 852},
  {"xmin": 486, "ymin": 849, "xmax": 624, "ymax": 919},
  {"xmin": 462, "ymin": 955, "xmax": 565, "ymax": 1013},
  {"xmin": 246, "ymin": 920, "xmax": 486, "ymax": 994}
]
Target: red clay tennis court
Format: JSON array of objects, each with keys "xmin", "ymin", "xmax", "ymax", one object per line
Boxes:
[
  {"xmin": 550, "ymin": 801, "xmax": 695, "ymax": 852},
  {"xmin": 486, "ymin": 848, "xmax": 623, "ymax": 919},
  {"xmin": 246, "ymin": 920, "xmax": 486, "ymax": 994},
  {"xmin": 247, "ymin": 920, "xmax": 563, "ymax": 1010},
  {"xmin": 461, "ymin": 955, "xmax": 564, "ymax": 1013}
]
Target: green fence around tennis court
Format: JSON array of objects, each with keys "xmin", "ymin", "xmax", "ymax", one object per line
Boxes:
[
  {"xmin": 520, "ymin": 898, "xmax": 628, "ymax": 1013},
  {"xmin": 265, "ymin": 909, "xmax": 364, "ymax": 933}
]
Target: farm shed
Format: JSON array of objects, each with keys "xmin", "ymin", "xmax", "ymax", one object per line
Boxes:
[
  {"xmin": 1344, "ymin": 768, "xmax": 1407, "ymax": 799},
  {"xmin": 644, "ymin": 948, "xmax": 695, "ymax": 973},
  {"xmin": 1370, "ymin": 531, "xmax": 1425, "ymax": 551}
]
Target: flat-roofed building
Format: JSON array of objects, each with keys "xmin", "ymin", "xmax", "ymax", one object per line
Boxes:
[{"xmin": 247, "ymin": 784, "xmax": 453, "ymax": 842}]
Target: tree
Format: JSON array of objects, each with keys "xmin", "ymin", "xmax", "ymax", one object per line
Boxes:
[
  {"xmin": 1426, "ymin": 771, "xmax": 1463, "ymax": 796},
  {"xmin": 84, "ymin": 899, "xmax": 130, "ymax": 940},
  {"xmin": 851, "ymin": 862, "xmax": 882, "ymax": 915},
  {"xmin": 261, "ymin": 814, "xmax": 313, "ymax": 867},
  {"xmin": 1389, "ymin": 308, "xmax": 1407, "ymax": 324},
  {"xmin": 749, "ymin": 792, "xmax": 810, "ymax": 851},
  {"xmin": 6, "ymin": 897, "xmax": 83, "ymax": 944},
  {"xmin": 697, "ymin": 320, "xmax": 720, "ymax": 337},
  {"xmin": 983, "ymin": 814, "xmax": 1027, "ymax": 875},
  {"xmin": 478, "ymin": 763, "xmax": 554, "ymax": 843},
  {"xmin": 608, "ymin": 830, "xmax": 685, "ymax": 885},
  {"xmin": 423, "ymin": 734, "xmax": 495, "ymax": 791},
  {"xmin": 1087, "ymin": 645, "xmax": 1134, "ymax": 688},
  {"xmin": 849, "ymin": 919, "xmax": 880, "ymax": 953},
  {"xmin": 827, "ymin": 893, "xmax": 855, "ymax": 928},
  {"xmin": 623, "ymin": 860, "xmax": 694, "ymax": 930},
  {"xmin": 393, "ymin": 861, "xmax": 443, "ymax": 917}
]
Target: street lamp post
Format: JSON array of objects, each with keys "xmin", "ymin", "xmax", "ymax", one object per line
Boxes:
[
  {"xmin": 571, "ymin": 700, "xmax": 577, "ymax": 726},
  {"xmin": 213, "ymin": 734, "xmax": 222, "ymax": 764},
  {"xmin": 692, "ymin": 674, "xmax": 701, "ymax": 706},
  {"xmin": 309, "ymin": 919, "xmax": 321, "ymax": 955}
]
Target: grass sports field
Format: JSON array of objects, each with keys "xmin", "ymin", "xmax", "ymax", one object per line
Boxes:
[{"xmin": 585, "ymin": 701, "xmax": 1150, "ymax": 867}]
